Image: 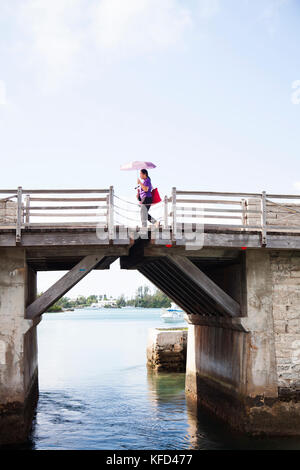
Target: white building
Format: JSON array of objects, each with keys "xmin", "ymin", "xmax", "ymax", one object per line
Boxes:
[{"xmin": 91, "ymin": 299, "xmax": 118, "ymax": 308}]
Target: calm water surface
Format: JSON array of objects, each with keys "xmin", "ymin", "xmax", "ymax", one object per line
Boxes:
[{"xmin": 14, "ymin": 308, "xmax": 300, "ymax": 449}]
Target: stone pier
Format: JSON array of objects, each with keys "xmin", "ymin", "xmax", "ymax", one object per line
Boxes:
[
  {"xmin": 0, "ymin": 248, "xmax": 39, "ymax": 445},
  {"xmin": 185, "ymin": 249, "xmax": 300, "ymax": 435},
  {"xmin": 147, "ymin": 328, "xmax": 187, "ymax": 371},
  {"xmin": 0, "ymin": 241, "xmax": 121, "ymax": 445}
]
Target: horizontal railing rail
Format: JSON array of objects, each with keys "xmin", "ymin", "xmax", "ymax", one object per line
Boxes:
[
  {"xmin": 2, "ymin": 186, "xmax": 300, "ymax": 246},
  {"xmin": 175, "ymin": 190, "xmax": 262, "ymax": 197},
  {"xmin": 0, "ymin": 187, "xmax": 113, "ymax": 243},
  {"xmin": 172, "ymin": 189, "xmax": 300, "ymax": 245},
  {"xmin": 265, "ymin": 196, "xmax": 300, "ymax": 231},
  {"xmin": 171, "ymin": 188, "xmax": 265, "ymax": 244}
]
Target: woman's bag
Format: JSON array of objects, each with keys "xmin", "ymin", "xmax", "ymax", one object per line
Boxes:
[{"xmin": 151, "ymin": 188, "xmax": 161, "ymax": 204}]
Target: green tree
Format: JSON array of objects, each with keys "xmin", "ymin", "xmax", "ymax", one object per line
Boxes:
[
  {"xmin": 86, "ymin": 295, "xmax": 98, "ymax": 305},
  {"xmin": 128, "ymin": 286, "xmax": 171, "ymax": 308},
  {"xmin": 47, "ymin": 302, "xmax": 63, "ymax": 313},
  {"xmin": 116, "ymin": 294, "xmax": 126, "ymax": 308}
]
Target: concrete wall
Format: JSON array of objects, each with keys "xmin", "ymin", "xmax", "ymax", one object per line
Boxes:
[
  {"xmin": 0, "ymin": 248, "xmax": 38, "ymax": 445},
  {"xmin": 271, "ymin": 252, "xmax": 300, "ymax": 392},
  {"xmin": 246, "ymin": 198, "xmax": 300, "ymax": 228},
  {"xmin": 185, "ymin": 250, "xmax": 300, "ymax": 435},
  {"xmin": 147, "ymin": 328, "xmax": 187, "ymax": 372},
  {"xmin": 186, "ymin": 324, "xmax": 248, "ymax": 395},
  {"xmin": 0, "ymin": 201, "xmax": 17, "ymax": 225}
]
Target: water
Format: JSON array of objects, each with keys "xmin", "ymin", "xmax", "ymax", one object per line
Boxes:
[{"xmin": 9, "ymin": 308, "xmax": 300, "ymax": 449}]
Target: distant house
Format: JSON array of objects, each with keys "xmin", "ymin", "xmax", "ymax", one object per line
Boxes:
[{"xmin": 91, "ymin": 299, "xmax": 117, "ymax": 308}]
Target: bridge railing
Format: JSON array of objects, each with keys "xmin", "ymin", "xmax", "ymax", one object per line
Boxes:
[
  {"xmin": 0, "ymin": 187, "xmax": 112, "ymax": 243},
  {"xmin": 0, "ymin": 190, "xmax": 20, "ymax": 240},
  {"xmin": 2, "ymin": 187, "xmax": 300, "ymax": 245},
  {"xmin": 170, "ymin": 189, "xmax": 265, "ymax": 242},
  {"xmin": 247, "ymin": 193, "xmax": 300, "ymax": 237},
  {"xmin": 171, "ymin": 189, "xmax": 300, "ymax": 244}
]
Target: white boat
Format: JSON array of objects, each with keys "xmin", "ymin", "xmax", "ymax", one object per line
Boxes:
[{"xmin": 161, "ymin": 303, "xmax": 184, "ymax": 323}]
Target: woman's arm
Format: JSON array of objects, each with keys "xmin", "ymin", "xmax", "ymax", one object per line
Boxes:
[{"xmin": 137, "ymin": 178, "xmax": 149, "ymax": 192}]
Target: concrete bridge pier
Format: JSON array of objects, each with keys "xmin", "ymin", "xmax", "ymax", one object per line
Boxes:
[
  {"xmin": 185, "ymin": 250, "xmax": 300, "ymax": 436},
  {"xmin": 0, "ymin": 248, "xmax": 39, "ymax": 445},
  {"xmin": 0, "ymin": 245, "xmax": 119, "ymax": 445}
]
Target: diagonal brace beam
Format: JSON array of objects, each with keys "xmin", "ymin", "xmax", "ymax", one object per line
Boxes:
[
  {"xmin": 26, "ymin": 254, "xmax": 105, "ymax": 320},
  {"xmin": 168, "ymin": 255, "xmax": 241, "ymax": 317}
]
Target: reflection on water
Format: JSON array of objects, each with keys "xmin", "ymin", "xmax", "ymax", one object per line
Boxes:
[
  {"xmin": 4, "ymin": 308, "xmax": 300, "ymax": 450},
  {"xmin": 147, "ymin": 370, "xmax": 186, "ymax": 402},
  {"xmin": 32, "ymin": 308, "xmax": 190, "ymax": 450}
]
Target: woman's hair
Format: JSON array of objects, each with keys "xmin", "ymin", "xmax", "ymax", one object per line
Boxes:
[{"xmin": 141, "ymin": 169, "xmax": 149, "ymax": 178}]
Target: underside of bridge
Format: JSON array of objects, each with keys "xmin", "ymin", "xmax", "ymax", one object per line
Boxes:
[
  {"xmin": 120, "ymin": 239, "xmax": 245, "ymax": 318},
  {"xmin": 1, "ymin": 237, "xmax": 300, "ymax": 444}
]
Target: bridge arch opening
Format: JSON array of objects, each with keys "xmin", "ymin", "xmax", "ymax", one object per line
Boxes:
[{"xmin": 2, "ymin": 229, "xmax": 300, "ymax": 443}]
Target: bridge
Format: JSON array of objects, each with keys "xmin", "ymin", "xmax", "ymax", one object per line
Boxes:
[{"xmin": 1, "ymin": 186, "xmax": 300, "ymax": 443}]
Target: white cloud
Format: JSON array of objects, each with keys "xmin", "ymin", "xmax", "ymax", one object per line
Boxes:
[
  {"xmin": 294, "ymin": 182, "xmax": 300, "ymax": 191},
  {"xmin": 0, "ymin": 80, "xmax": 7, "ymax": 105},
  {"xmin": 90, "ymin": 0, "xmax": 192, "ymax": 54},
  {"xmin": 17, "ymin": 0, "xmax": 193, "ymax": 90},
  {"xmin": 259, "ymin": 0, "xmax": 290, "ymax": 34},
  {"xmin": 19, "ymin": 0, "xmax": 84, "ymax": 89},
  {"xmin": 197, "ymin": 0, "xmax": 220, "ymax": 19}
]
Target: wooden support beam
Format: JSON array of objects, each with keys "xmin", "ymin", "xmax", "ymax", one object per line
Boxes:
[
  {"xmin": 120, "ymin": 238, "xmax": 150, "ymax": 269},
  {"xmin": 26, "ymin": 254, "xmax": 105, "ymax": 320},
  {"xmin": 168, "ymin": 254, "xmax": 241, "ymax": 317},
  {"xmin": 139, "ymin": 265, "xmax": 194, "ymax": 315},
  {"xmin": 261, "ymin": 191, "xmax": 267, "ymax": 247},
  {"xmin": 16, "ymin": 186, "xmax": 22, "ymax": 245}
]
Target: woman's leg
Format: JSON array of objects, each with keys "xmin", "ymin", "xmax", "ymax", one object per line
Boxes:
[
  {"xmin": 147, "ymin": 211, "xmax": 156, "ymax": 223},
  {"xmin": 141, "ymin": 197, "xmax": 156, "ymax": 226},
  {"xmin": 145, "ymin": 197, "xmax": 156, "ymax": 224},
  {"xmin": 140, "ymin": 198, "xmax": 148, "ymax": 227}
]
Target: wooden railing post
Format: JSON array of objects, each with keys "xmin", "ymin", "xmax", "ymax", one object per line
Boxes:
[
  {"xmin": 164, "ymin": 195, "xmax": 168, "ymax": 229},
  {"xmin": 172, "ymin": 187, "xmax": 177, "ymax": 242},
  {"xmin": 106, "ymin": 194, "xmax": 110, "ymax": 229},
  {"xmin": 261, "ymin": 191, "xmax": 267, "ymax": 246},
  {"xmin": 108, "ymin": 186, "xmax": 114, "ymax": 240},
  {"xmin": 25, "ymin": 194, "xmax": 30, "ymax": 225},
  {"xmin": 241, "ymin": 198, "xmax": 247, "ymax": 226},
  {"xmin": 16, "ymin": 186, "xmax": 22, "ymax": 244}
]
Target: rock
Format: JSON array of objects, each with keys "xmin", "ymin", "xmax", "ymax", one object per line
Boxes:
[{"xmin": 146, "ymin": 328, "xmax": 187, "ymax": 372}]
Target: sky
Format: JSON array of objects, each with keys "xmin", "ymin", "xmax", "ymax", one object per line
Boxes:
[{"xmin": 1, "ymin": 0, "xmax": 300, "ymax": 298}]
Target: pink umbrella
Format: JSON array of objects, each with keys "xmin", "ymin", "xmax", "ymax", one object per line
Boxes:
[{"xmin": 120, "ymin": 161, "xmax": 156, "ymax": 171}]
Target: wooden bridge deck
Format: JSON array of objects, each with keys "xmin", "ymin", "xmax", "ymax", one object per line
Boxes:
[
  {"xmin": 1, "ymin": 187, "xmax": 300, "ymax": 257},
  {"xmin": 0, "ymin": 226, "xmax": 299, "ymax": 273}
]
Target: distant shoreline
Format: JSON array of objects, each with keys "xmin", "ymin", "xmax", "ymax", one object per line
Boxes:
[{"xmin": 45, "ymin": 306, "xmax": 163, "ymax": 313}]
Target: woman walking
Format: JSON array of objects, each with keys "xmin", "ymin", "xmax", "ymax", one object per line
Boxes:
[{"xmin": 137, "ymin": 169, "xmax": 157, "ymax": 227}]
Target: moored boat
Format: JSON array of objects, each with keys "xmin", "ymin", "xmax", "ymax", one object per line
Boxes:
[{"xmin": 161, "ymin": 303, "xmax": 184, "ymax": 323}]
